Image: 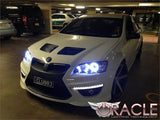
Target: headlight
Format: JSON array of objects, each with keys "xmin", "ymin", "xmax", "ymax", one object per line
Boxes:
[
  {"xmin": 72, "ymin": 61, "xmax": 108, "ymax": 75},
  {"xmin": 24, "ymin": 50, "xmax": 32, "ymax": 64}
]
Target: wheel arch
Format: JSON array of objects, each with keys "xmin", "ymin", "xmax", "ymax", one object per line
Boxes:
[{"xmin": 110, "ymin": 58, "xmax": 128, "ymax": 101}]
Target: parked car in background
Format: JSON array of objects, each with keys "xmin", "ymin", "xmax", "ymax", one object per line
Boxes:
[
  {"xmin": 51, "ymin": 13, "xmax": 75, "ymax": 28},
  {"xmin": 20, "ymin": 14, "xmax": 143, "ymax": 106},
  {"xmin": 0, "ymin": 16, "xmax": 16, "ymax": 39},
  {"xmin": 73, "ymin": 14, "xmax": 82, "ymax": 18},
  {"xmin": 1, "ymin": 5, "xmax": 44, "ymax": 36}
]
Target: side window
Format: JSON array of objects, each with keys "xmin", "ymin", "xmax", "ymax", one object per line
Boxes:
[
  {"xmin": 58, "ymin": 15, "xmax": 65, "ymax": 19},
  {"xmin": 52, "ymin": 15, "xmax": 58, "ymax": 19},
  {"xmin": 67, "ymin": 14, "xmax": 74, "ymax": 18},
  {"xmin": 126, "ymin": 17, "xmax": 137, "ymax": 40}
]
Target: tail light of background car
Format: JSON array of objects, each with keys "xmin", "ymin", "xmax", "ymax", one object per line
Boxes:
[
  {"xmin": 23, "ymin": 15, "xmax": 27, "ymax": 25},
  {"xmin": 9, "ymin": 22, "xmax": 13, "ymax": 25}
]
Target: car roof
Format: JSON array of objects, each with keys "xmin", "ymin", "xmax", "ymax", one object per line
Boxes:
[
  {"xmin": 52, "ymin": 13, "xmax": 67, "ymax": 15},
  {"xmin": 79, "ymin": 14, "xmax": 128, "ymax": 19}
]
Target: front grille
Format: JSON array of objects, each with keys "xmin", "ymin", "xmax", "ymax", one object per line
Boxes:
[
  {"xmin": 32, "ymin": 58, "xmax": 44, "ymax": 70},
  {"xmin": 32, "ymin": 58, "xmax": 70, "ymax": 73},
  {"xmin": 26, "ymin": 58, "xmax": 71, "ymax": 100}
]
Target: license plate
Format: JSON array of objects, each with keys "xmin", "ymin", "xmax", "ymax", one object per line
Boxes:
[
  {"xmin": 34, "ymin": 23, "xmax": 39, "ymax": 26},
  {"xmin": 33, "ymin": 76, "xmax": 54, "ymax": 88}
]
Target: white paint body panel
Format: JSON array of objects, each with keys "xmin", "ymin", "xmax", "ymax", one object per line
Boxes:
[
  {"xmin": 51, "ymin": 13, "xmax": 73, "ymax": 27},
  {"xmin": 20, "ymin": 14, "xmax": 142, "ymax": 106}
]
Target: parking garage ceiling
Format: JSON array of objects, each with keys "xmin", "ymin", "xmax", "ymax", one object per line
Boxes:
[
  {"xmin": 1, "ymin": 0, "xmax": 160, "ymax": 7},
  {"xmin": 2, "ymin": 0, "xmax": 160, "ymax": 1}
]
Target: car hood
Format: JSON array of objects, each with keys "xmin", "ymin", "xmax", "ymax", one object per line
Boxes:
[{"xmin": 29, "ymin": 33, "xmax": 119, "ymax": 66}]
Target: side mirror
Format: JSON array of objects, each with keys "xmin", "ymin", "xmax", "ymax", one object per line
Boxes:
[
  {"xmin": 137, "ymin": 28, "xmax": 142, "ymax": 33},
  {"xmin": 136, "ymin": 24, "xmax": 142, "ymax": 33},
  {"xmin": 127, "ymin": 32, "xmax": 140, "ymax": 39},
  {"xmin": 62, "ymin": 23, "xmax": 68, "ymax": 28}
]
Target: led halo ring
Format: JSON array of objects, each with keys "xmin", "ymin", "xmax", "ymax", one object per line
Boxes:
[{"xmin": 73, "ymin": 61, "xmax": 108, "ymax": 75}]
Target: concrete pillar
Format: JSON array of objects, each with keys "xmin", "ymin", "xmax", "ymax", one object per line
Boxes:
[
  {"xmin": 87, "ymin": 8, "xmax": 96, "ymax": 15},
  {"xmin": 158, "ymin": 27, "xmax": 160, "ymax": 44},
  {"xmin": 38, "ymin": 3, "xmax": 52, "ymax": 34}
]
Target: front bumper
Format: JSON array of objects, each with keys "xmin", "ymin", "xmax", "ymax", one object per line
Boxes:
[{"xmin": 20, "ymin": 58, "xmax": 112, "ymax": 106}]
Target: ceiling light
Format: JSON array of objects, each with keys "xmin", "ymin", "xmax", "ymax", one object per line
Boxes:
[
  {"xmin": 108, "ymin": 12, "xmax": 115, "ymax": 14},
  {"xmin": 6, "ymin": 6, "xmax": 18, "ymax": 9},
  {"xmin": 60, "ymin": 4, "xmax": 67, "ymax": 6},
  {"xmin": 76, "ymin": 6, "xmax": 85, "ymax": 9},
  {"xmin": 100, "ymin": 11, "xmax": 103, "ymax": 13},
  {"xmin": 60, "ymin": 4, "xmax": 75, "ymax": 7},
  {"xmin": 158, "ymin": 12, "xmax": 160, "ymax": 14},
  {"xmin": 78, "ymin": 11, "xmax": 81, "ymax": 13},
  {"xmin": 139, "ymin": 3, "xmax": 152, "ymax": 6},
  {"xmin": 65, "ymin": 8, "xmax": 71, "ymax": 10},
  {"xmin": 96, "ymin": 8, "xmax": 101, "ymax": 11},
  {"xmin": 69, "ymin": 4, "xmax": 75, "ymax": 7},
  {"xmin": 60, "ymin": 11, "xmax": 63, "ymax": 13}
]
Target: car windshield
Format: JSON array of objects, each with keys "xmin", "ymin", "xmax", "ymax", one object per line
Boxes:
[
  {"xmin": 60, "ymin": 17, "xmax": 123, "ymax": 38},
  {"xmin": 67, "ymin": 14, "xmax": 75, "ymax": 18}
]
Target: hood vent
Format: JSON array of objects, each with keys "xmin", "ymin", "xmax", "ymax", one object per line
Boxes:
[
  {"xmin": 58, "ymin": 47, "xmax": 85, "ymax": 55},
  {"xmin": 40, "ymin": 43, "xmax": 58, "ymax": 53}
]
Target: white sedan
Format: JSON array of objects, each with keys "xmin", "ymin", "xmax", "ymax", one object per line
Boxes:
[
  {"xmin": 51, "ymin": 13, "xmax": 75, "ymax": 27},
  {"xmin": 20, "ymin": 14, "xmax": 143, "ymax": 106},
  {"xmin": 0, "ymin": 17, "xmax": 16, "ymax": 39}
]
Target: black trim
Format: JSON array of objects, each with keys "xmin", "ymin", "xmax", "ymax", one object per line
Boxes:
[
  {"xmin": 26, "ymin": 58, "xmax": 71, "ymax": 100},
  {"xmin": 40, "ymin": 43, "xmax": 58, "ymax": 53},
  {"xmin": 58, "ymin": 47, "xmax": 85, "ymax": 55},
  {"xmin": 21, "ymin": 72, "xmax": 25, "ymax": 78}
]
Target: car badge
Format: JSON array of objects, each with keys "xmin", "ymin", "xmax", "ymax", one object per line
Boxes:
[{"xmin": 46, "ymin": 57, "xmax": 52, "ymax": 62}]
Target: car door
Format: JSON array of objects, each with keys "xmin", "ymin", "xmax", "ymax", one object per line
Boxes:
[
  {"xmin": 122, "ymin": 16, "xmax": 140, "ymax": 69},
  {"xmin": 52, "ymin": 15, "xmax": 58, "ymax": 26},
  {"xmin": 66, "ymin": 14, "xmax": 74, "ymax": 23},
  {"xmin": 56, "ymin": 15, "xmax": 66, "ymax": 26},
  {"xmin": 131, "ymin": 18, "xmax": 142, "ymax": 55}
]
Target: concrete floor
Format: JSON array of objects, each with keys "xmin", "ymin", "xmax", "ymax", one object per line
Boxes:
[{"xmin": 0, "ymin": 33, "xmax": 159, "ymax": 120}]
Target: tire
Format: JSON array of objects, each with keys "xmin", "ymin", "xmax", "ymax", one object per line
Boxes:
[
  {"xmin": 136, "ymin": 41, "xmax": 143, "ymax": 59},
  {"xmin": 4, "ymin": 36, "xmax": 11, "ymax": 40},
  {"xmin": 15, "ymin": 25, "xmax": 23, "ymax": 37},
  {"xmin": 111, "ymin": 61, "xmax": 128, "ymax": 102}
]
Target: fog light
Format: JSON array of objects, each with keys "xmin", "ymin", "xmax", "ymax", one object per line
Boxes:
[
  {"xmin": 73, "ymin": 84, "xmax": 103, "ymax": 96},
  {"xmin": 78, "ymin": 87, "xmax": 102, "ymax": 96}
]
